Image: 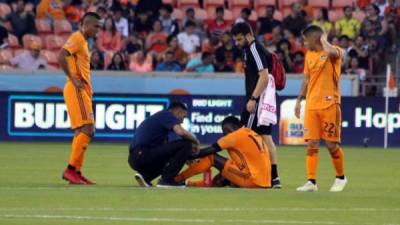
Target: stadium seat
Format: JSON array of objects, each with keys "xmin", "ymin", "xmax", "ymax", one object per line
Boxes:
[
  {"xmin": 172, "ymin": 8, "xmax": 184, "ymax": 20},
  {"xmin": 8, "ymin": 34, "xmax": 21, "ymax": 49},
  {"xmin": 36, "ymin": 19, "xmax": 52, "ymax": 34},
  {"xmin": 45, "ymin": 35, "xmax": 65, "ymax": 50},
  {"xmin": 207, "ymin": 8, "xmax": 233, "ymax": 21},
  {"xmin": 204, "ymin": 0, "xmax": 224, "ymax": 12},
  {"xmin": 254, "ymin": 0, "xmax": 276, "ymax": 9},
  {"xmin": 0, "ymin": 3, "xmax": 11, "ymax": 18},
  {"xmin": 13, "ymin": 49, "xmax": 28, "ymax": 57},
  {"xmin": 308, "ymin": 0, "xmax": 329, "ymax": 9},
  {"xmin": 40, "ymin": 50, "xmax": 59, "ymax": 67},
  {"xmin": 22, "ymin": 34, "xmax": 42, "ymax": 49},
  {"xmin": 329, "ymin": 10, "xmax": 345, "ymax": 22},
  {"xmin": 162, "ymin": 0, "xmax": 177, "ymax": 7},
  {"xmin": 279, "ymin": 0, "xmax": 297, "ymax": 10},
  {"xmin": 177, "ymin": 0, "xmax": 200, "ymax": 9},
  {"xmin": 54, "ymin": 20, "xmax": 72, "ymax": 35},
  {"xmin": 353, "ymin": 10, "xmax": 366, "ymax": 21},
  {"xmin": 331, "ymin": 0, "xmax": 354, "ymax": 9},
  {"xmin": 194, "ymin": 8, "xmax": 208, "ymax": 21},
  {"xmin": 273, "ymin": 10, "xmax": 283, "ymax": 21},
  {"xmin": 282, "ymin": 8, "xmax": 291, "ymax": 18},
  {"xmin": 232, "ymin": 8, "xmax": 258, "ymax": 21},
  {"xmin": 229, "ymin": 0, "xmax": 250, "ymax": 11},
  {"xmin": 0, "ymin": 49, "xmax": 13, "ymax": 64}
]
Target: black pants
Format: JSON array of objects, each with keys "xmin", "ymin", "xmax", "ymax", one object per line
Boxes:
[
  {"xmin": 128, "ymin": 140, "xmax": 192, "ymax": 183},
  {"xmin": 240, "ymin": 107, "xmax": 272, "ymax": 135}
]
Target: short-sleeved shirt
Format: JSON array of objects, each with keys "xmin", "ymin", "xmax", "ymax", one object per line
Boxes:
[
  {"xmin": 130, "ymin": 110, "xmax": 179, "ymax": 151},
  {"xmin": 177, "ymin": 32, "xmax": 200, "ymax": 54},
  {"xmin": 10, "ymin": 51, "xmax": 47, "ymax": 70},
  {"xmin": 186, "ymin": 58, "xmax": 215, "ymax": 73},
  {"xmin": 335, "ymin": 18, "xmax": 361, "ymax": 39},
  {"xmin": 243, "ymin": 40, "xmax": 272, "ymax": 99},
  {"xmin": 217, "ymin": 127, "xmax": 270, "ymax": 187},
  {"xmin": 62, "ymin": 31, "xmax": 91, "ymax": 92},
  {"xmin": 304, "ymin": 46, "xmax": 343, "ymax": 110}
]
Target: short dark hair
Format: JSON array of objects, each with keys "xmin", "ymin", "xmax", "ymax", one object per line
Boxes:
[
  {"xmin": 216, "ymin": 6, "xmax": 224, "ymax": 13},
  {"xmin": 231, "ymin": 22, "xmax": 253, "ymax": 36},
  {"xmin": 371, "ymin": 4, "xmax": 380, "ymax": 15},
  {"xmin": 168, "ymin": 101, "xmax": 187, "ymax": 111},
  {"xmin": 185, "ymin": 21, "xmax": 196, "ymax": 28},
  {"xmin": 266, "ymin": 5, "xmax": 275, "ymax": 12},
  {"xmin": 81, "ymin": 12, "xmax": 101, "ymax": 24},
  {"xmin": 343, "ymin": 6, "xmax": 353, "ymax": 12},
  {"xmin": 160, "ymin": 4, "xmax": 173, "ymax": 13},
  {"xmin": 241, "ymin": 8, "xmax": 251, "ymax": 16},
  {"xmin": 201, "ymin": 52, "xmax": 212, "ymax": 60},
  {"xmin": 222, "ymin": 116, "xmax": 241, "ymax": 127},
  {"xmin": 302, "ymin": 25, "xmax": 323, "ymax": 37},
  {"xmin": 186, "ymin": 7, "xmax": 194, "ymax": 13},
  {"xmin": 339, "ymin": 35, "xmax": 349, "ymax": 41}
]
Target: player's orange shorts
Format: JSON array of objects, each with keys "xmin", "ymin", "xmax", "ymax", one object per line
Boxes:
[
  {"xmin": 222, "ymin": 159, "xmax": 260, "ymax": 188},
  {"xmin": 304, "ymin": 104, "xmax": 341, "ymax": 143},
  {"xmin": 63, "ymin": 81, "xmax": 94, "ymax": 129}
]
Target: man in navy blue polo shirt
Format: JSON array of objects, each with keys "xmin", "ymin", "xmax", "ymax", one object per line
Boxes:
[{"xmin": 128, "ymin": 102, "xmax": 199, "ymax": 188}]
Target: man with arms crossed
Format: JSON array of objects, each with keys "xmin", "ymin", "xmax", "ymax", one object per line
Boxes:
[
  {"xmin": 59, "ymin": 12, "xmax": 101, "ymax": 185},
  {"xmin": 231, "ymin": 22, "xmax": 281, "ymax": 188},
  {"xmin": 295, "ymin": 25, "xmax": 347, "ymax": 192}
]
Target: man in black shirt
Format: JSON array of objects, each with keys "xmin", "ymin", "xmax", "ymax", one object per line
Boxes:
[
  {"xmin": 128, "ymin": 102, "xmax": 199, "ymax": 188},
  {"xmin": 257, "ymin": 6, "xmax": 282, "ymax": 36},
  {"xmin": 282, "ymin": 3, "xmax": 308, "ymax": 37},
  {"xmin": 5, "ymin": 0, "xmax": 36, "ymax": 44},
  {"xmin": 231, "ymin": 22, "xmax": 281, "ymax": 188}
]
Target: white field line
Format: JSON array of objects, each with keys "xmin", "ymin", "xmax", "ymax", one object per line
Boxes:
[
  {"xmin": 0, "ymin": 207, "xmax": 399, "ymax": 212},
  {"xmin": 0, "ymin": 214, "xmax": 350, "ymax": 225}
]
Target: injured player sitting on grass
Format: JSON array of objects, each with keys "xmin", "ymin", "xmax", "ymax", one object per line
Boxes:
[{"xmin": 175, "ymin": 116, "xmax": 272, "ymax": 188}]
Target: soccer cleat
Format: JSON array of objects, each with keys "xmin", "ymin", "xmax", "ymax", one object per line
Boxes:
[
  {"xmin": 156, "ymin": 179, "xmax": 186, "ymax": 188},
  {"xmin": 76, "ymin": 171, "xmax": 96, "ymax": 185},
  {"xmin": 62, "ymin": 168, "xmax": 85, "ymax": 185},
  {"xmin": 329, "ymin": 177, "xmax": 347, "ymax": 192},
  {"xmin": 296, "ymin": 181, "xmax": 318, "ymax": 192},
  {"xmin": 134, "ymin": 173, "xmax": 152, "ymax": 187},
  {"xmin": 271, "ymin": 177, "xmax": 282, "ymax": 189}
]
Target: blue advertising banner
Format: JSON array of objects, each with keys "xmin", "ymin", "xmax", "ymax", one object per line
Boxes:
[{"xmin": 0, "ymin": 92, "xmax": 399, "ymax": 147}]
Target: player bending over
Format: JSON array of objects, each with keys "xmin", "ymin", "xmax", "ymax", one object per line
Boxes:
[
  {"xmin": 175, "ymin": 116, "xmax": 271, "ymax": 188},
  {"xmin": 295, "ymin": 25, "xmax": 347, "ymax": 192}
]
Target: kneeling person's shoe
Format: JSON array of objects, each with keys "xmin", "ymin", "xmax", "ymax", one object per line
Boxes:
[
  {"xmin": 157, "ymin": 179, "xmax": 186, "ymax": 188},
  {"xmin": 135, "ymin": 173, "xmax": 152, "ymax": 187},
  {"xmin": 329, "ymin": 177, "xmax": 347, "ymax": 192},
  {"xmin": 271, "ymin": 177, "xmax": 282, "ymax": 189},
  {"xmin": 296, "ymin": 181, "xmax": 318, "ymax": 192}
]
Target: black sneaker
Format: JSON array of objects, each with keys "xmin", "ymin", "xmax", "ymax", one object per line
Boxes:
[
  {"xmin": 134, "ymin": 173, "xmax": 152, "ymax": 187},
  {"xmin": 271, "ymin": 177, "xmax": 282, "ymax": 189},
  {"xmin": 156, "ymin": 179, "xmax": 186, "ymax": 188}
]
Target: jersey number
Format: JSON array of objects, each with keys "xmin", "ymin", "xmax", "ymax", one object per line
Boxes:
[{"xmin": 324, "ymin": 122, "xmax": 336, "ymax": 137}]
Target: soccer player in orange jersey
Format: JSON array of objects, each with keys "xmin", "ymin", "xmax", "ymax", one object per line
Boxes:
[
  {"xmin": 295, "ymin": 25, "xmax": 347, "ymax": 192},
  {"xmin": 58, "ymin": 12, "xmax": 101, "ymax": 185},
  {"xmin": 175, "ymin": 116, "xmax": 271, "ymax": 188}
]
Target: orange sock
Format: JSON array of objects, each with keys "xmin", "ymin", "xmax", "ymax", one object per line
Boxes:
[
  {"xmin": 68, "ymin": 132, "xmax": 91, "ymax": 171},
  {"xmin": 175, "ymin": 155, "xmax": 214, "ymax": 182},
  {"xmin": 306, "ymin": 147, "xmax": 319, "ymax": 180},
  {"xmin": 330, "ymin": 147, "xmax": 345, "ymax": 177}
]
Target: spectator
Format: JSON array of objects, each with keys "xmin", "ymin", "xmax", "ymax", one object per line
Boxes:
[
  {"xmin": 282, "ymin": 3, "xmax": 308, "ymax": 37},
  {"xmin": 129, "ymin": 50, "xmax": 153, "ymax": 72},
  {"xmin": 276, "ymin": 50, "xmax": 291, "ymax": 72},
  {"xmin": 145, "ymin": 20, "xmax": 168, "ymax": 54},
  {"xmin": 311, "ymin": 8, "xmax": 333, "ymax": 34},
  {"xmin": 335, "ymin": 6, "xmax": 361, "ymax": 39},
  {"xmin": 385, "ymin": 3, "xmax": 399, "ymax": 51},
  {"xmin": 384, "ymin": 0, "xmax": 400, "ymax": 16},
  {"xmin": 6, "ymin": 0, "xmax": 37, "ymax": 44},
  {"xmin": 177, "ymin": 21, "xmax": 200, "ymax": 55},
  {"xmin": 107, "ymin": 52, "xmax": 127, "ymax": 71},
  {"xmin": 133, "ymin": 11, "xmax": 153, "ymax": 38},
  {"xmin": 10, "ymin": 41, "xmax": 47, "ymax": 69},
  {"xmin": 202, "ymin": 36, "xmax": 220, "ymax": 54},
  {"xmin": 291, "ymin": 51, "xmax": 305, "ymax": 73},
  {"xmin": 235, "ymin": 8, "xmax": 256, "ymax": 31},
  {"xmin": 0, "ymin": 22, "xmax": 9, "ymax": 49},
  {"xmin": 90, "ymin": 50, "xmax": 105, "ymax": 70},
  {"xmin": 207, "ymin": 7, "xmax": 231, "ymax": 38},
  {"xmin": 65, "ymin": 0, "xmax": 85, "ymax": 30},
  {"xmin": 123, "ymin": 34, "xmax": 143, "ymax": 55},
  {"xmin": 375, "ymin": 0, "xmax": 389, "ymax": 16},
  {"xmin": 166, "ymin": 35, "xmax": 188, "ymax": 67},
  {"xmin": 214, "ymin": 31, "xmax": 241, "ymax": 67},
  {"xmin": 276, "ymin": 39, "xmax": 293, "ymax": 72},
  {"xmin": 96, "ymin": 6, "xmax": 108, "ymax": 24},
  {"xmin": 159, "ymin": 4, "xmax": 179, "ymax": 36},
  {"xmin": 361, "ymin": 4, "xmax": 388, "ymax": 46},
  {"xmin": 36, "ymin": 0, "xmax": 65, "ymax": 21},
  {"xmin": 299, "ymin": 0, "xmax": 314, "ymax": 22},
  {"xmin": 97, "ymin": 17, "xmax": 122, "ymax": 53},
  {"xmin": 338, "ymin": 35, "xmax": 351, "ymax": 65},
  {"xmin": 114, "ymin": 7, "xmax": 129, "ymax": 38},
  {"xmin": 358, "ymin": 0, "xmax": 372, "ymax": 9},
  {"xmin": 214, "ymin": 53, "xmax": 233, "ymax": 72},
  {"xmin": 185, "ymin": 52, "xmax": 214, "ymax": 73},
  {"xmin": 348, "ymin": 36, "xmax": 370, "ymax": 69},
  {"xmin": 346, "ymin": 57, "xmax": 367, "ymax": 81},
  {"xmin": 256, "ymin": 6, "xmax": 282, "ymax": 38},
  {"xmin": 182, "ymin": 8, "xmax": 206, "ymax": 41},
  {"xmin": 155, "ymin": 51, "xmax": 182, "ymax": 72}
]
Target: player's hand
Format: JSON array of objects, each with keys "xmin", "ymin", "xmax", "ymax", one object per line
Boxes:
[
  {"xmin": 246, "ymin": 100, "xmax": 257, "ymax": 113},
  {"xmin": 71, "ymin": 77, "xmax": 84, "ymax": 90},
  {"xmin": 320, "ymin": 32, "xmax": 328, "ymax": 43},
  {"xmin": 295, "ymin": 100, "xmax": 301, "ymax": 119}
]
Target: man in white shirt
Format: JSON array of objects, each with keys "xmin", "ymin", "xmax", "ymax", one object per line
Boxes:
[
  {"xmin": 10, "ymin": 41, "xmax": 47, "ymax": 69},
  {"xmin": 177, "ymin": 21, "xmax": 200, "ymax": 55},
  {"xmin": 114, "ymin": 8, "xmax": 129, "ymax": 38}
]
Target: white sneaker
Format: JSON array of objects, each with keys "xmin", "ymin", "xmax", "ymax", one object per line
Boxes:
[
  {"xmin": 296, "ymin": 181, "xmax": 318, "ymax": 192},
  {"xmin": 329, "ymin": 177, "xmax": 347, "ymax": 192},
  {"xmin": 134, "ymin": 173, "xmax": 152, "ymax": 187}
]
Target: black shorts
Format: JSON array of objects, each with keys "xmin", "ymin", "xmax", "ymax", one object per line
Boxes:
[{"xmin": 240, "ymin": 105, "xmax": 272, "ymax": 135}]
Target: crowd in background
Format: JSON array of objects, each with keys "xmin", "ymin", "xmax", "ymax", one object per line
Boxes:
[{"xmin": 0, "ymin": 0, "xmax": 399, "ymax": 95}]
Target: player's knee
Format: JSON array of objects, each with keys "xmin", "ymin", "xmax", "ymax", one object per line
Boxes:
[
  {"xmin": 81, "ymin": 124, "xmax": 95, "ymax": 137},
  {"xmin": 325, "ymin": 141, "xmax": 339, "ymax": 152},
  {"xmin": 307, "ymin": 140, "xmax": 319, "ymax": 149}
]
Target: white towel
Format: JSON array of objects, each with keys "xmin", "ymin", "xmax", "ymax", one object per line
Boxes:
[{"xmin": 257, "ymin": 74, "xmax": 277, "ymax": 126}]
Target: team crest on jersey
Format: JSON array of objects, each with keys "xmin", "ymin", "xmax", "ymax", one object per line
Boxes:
[
  {"xmin": 325, "ymin": 96, "xmax": 333, "ymax": 101},
  {"xmin": 320, "ymin": 55, "xmax": 328, "ymax": 61}
]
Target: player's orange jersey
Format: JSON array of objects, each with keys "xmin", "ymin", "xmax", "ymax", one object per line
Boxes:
[
  {"xmin": 62, "ymin": 31, "xmax": 92, "ymax": 94},
  {"xmin": 217, "ymin": 128, "xmax": 271, "ymax": 187},
  {"xmin": 304, "ymin": 46, "xmax": 342, "ymax": 110}
]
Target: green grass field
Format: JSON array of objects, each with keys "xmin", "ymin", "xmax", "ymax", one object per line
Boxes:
[{"xmin": 0, "ymin": 142, "xmax": 399, "ymax": 225}]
